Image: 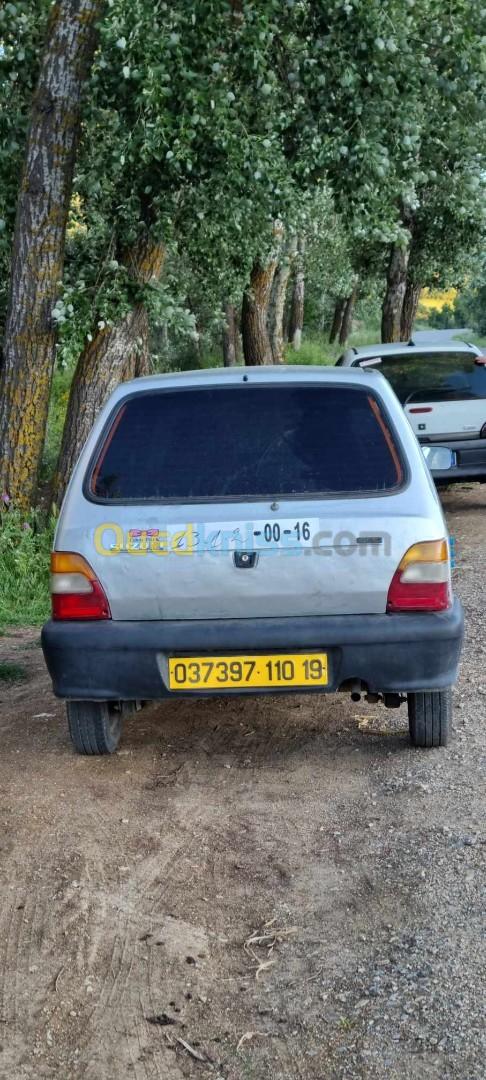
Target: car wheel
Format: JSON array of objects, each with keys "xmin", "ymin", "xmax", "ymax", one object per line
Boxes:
[
  {"xmin": 407, "ymin": 689, "xmax": 452, "ymax": 748},
  {"xmin": 67, "ymin": 700, "xmax": 122, "ymax": 755}
]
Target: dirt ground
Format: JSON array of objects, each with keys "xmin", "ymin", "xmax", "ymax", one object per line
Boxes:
[{"xmin": 0, "ymin": 486, "xmax": 484, "ymax": 1080}]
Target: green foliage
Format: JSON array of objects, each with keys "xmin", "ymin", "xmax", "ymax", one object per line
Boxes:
[
  {"xmin": 57, "ymin": 0, "xmax": 486, "ymax": 358},
  {"xmin": 0, "ymin": 508, "xmax": 54, "ymax": 629},
  {"xmin": 426, "ymin": 304, "xmax": 463, "ymax": 331},
  {"xmin": 53, "ymin": 0, "xmax": 303, "ymax": 355},
  {"xmin": 1, "ymin": 0, "xmax": 486, "ymax": 416},
  {"xmin": 425, "ymin": 254, "xmax": 486, "ymax": 338},
  {"xmin": 450, "ymin": 268, "xmax": 486, "ymax": 337}
]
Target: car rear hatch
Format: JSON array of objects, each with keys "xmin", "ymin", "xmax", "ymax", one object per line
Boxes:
[
  {"xmin": 361, "ymin": 350, "xmax": 486, "ymax": 440},
  {"xmin": 74, "ymin": 380, "xmax": 431, "ymax": 620}
]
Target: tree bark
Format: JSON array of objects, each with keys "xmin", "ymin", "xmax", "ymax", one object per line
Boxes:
[
  {"xmin": 53, "ymin": 236, "xmax": 165, "ymax": 506},
  {"xmin": 268, "ymin": 236, "xmax": 297, "ymax": 364},
  {"xmin": 0, "ymin": 0, "xmax": 103, "ymax": 510},
  {"xmin": 288, "ymin": 237, "xmax": 305, "ymax": 350},
  {"xmin": 329, "ymin": 298, "xmax": 346, "ymax": 344},
  {"xmin": 241, "ymin": 257, "xmax": 277, "ymax": 365},
  {"xmin": 222, "ymin": 302, "xmax": 238, "ymax": 366},
  {"xmin": 381, "ymin": 242, "xmax": 410, "ymax": 343},
  {"xmin": 339, "ymin": 286, "xmax": 358, "ymax": 346},
  {"xmin": 234, "ymin": 312, "xmax": 242, "ymax": 364},
  {"xmin": 400, "ymin": 281, "xmax": 421, "ymax": 341}
]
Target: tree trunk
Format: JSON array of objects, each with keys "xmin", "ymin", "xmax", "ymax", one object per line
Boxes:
[
  {"xmin": 329, "ymin": 298, "xmax": 346, "ymax": 344},
  {"xmin": 339, "ymin": 286, "xmax": 358, "ymax": 346},
  {"xmin": 268, "ymin": 236, "xmax": 297, "ymax": 364},
  {"xmin": 234, "ymin": 312, "xmax": 242, "ymax": 364},
  {"xmin": 241, "ymin": 257, "xmax": 277, "ymax": 365},
  {"xmin": 53, "ymin": 237, "xmax": 165, "ymax": 506},
  {"xmin": 381, "ymin": 242, "xmax": 410, "ymax": 343},
  {"xmin": 222, "ymin": 302, "xmax": 238, "ymax": 366},
  {"xmin": 400, "ymin": 281, "xmax": 421, "ymax": 341},
  {"xmin": 0, "ymin": 0, "xmax": 103, "ymax": 511},
  {"xmin": 288, "ymin": 238, "xmax": 305, "ymax": 350}
]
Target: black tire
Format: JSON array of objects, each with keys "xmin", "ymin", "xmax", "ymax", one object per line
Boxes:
[
  {"xmin": 67, "ymin": 700, "xmax": 122, "ymax": 755},
  {"xmin": 407, "ymin": 689, "xmax": 452, "ymax": 748}
]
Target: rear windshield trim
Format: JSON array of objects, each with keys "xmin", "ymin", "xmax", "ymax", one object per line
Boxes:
[{"xmin": 83, "ymin": 382, "xmax": 410, "ymax": 506}]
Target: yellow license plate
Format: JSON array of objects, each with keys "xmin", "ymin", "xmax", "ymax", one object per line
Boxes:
[{"xmin": 168, "ymin": 653, "xmax": 328, "ymax": 691}]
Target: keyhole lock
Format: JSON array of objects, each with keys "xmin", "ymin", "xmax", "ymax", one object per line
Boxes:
[{"xmin": 234, "ymin": 551, "xmax": 257, "ymax": 568}]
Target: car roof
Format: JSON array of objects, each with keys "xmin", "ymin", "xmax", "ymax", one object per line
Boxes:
[
  {"xmin": 342, "ymin": 337, "xmax": 480, "ymax": 363},
  {"xmin": 112, "ymin": 364, "xmax": 386, "ymax": 398}
]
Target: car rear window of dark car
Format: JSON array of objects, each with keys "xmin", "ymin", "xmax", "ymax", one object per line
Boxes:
[
  {"xmin": 89, "ymin": 385, "xmax": 405, "ymax": 501},
  {"xmin": 361, "ymin": 351, "xmax": 486, "ymax": 403}
]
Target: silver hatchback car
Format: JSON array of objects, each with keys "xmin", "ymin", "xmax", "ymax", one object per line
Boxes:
[{"xmin": 42, "ymin": 366, "xmax": 463, "ymax": 754}]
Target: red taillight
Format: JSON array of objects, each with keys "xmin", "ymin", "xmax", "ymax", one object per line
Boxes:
[
  {"xmin": 387, "ymin": 540, "xmax": 451, "ymax": 613},
  {"xmin": 50, "ymin": 552, "xmax": 111, "ymax": 620}
]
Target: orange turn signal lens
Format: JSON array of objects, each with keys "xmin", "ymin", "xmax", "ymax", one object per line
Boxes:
[
  {"xmin": 397, "ymin": 540, "xmax": 448, "ymax": 570},
  {"xmin": 51, "ymin": 551, "xmax": 97, "ymax": 578}
]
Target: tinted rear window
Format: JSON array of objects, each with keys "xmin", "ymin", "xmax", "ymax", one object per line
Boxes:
[
  {"xmin": 89, "ymin": 385, "xmax": 404, "ymax": 501},
  {"xmin": 361, "ymin": 351, "xmax": 486, "ymax": 403}
]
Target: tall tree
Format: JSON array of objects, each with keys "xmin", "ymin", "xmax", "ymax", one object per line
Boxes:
[
  {"xmin": 329, "ymin": 298, "xmax": 346, "ymax": 345},
  {"xmin": 268, "ymin": 234, "xmax": 297, "ymax": 364},
  {"xmin": 0, "ymin": 1, "xmax": 51, "ymax": 332},
  {"xmin": 339, "ymin": 284, "xmax": 359, "ymax": 346},
  {"xmin": 400, "ymin": 281, "xmax": 422, "ymax": 341},
  {"xmin": 52, "ymin": 0, "xmax": 298, "ymax": 471},
  {"xmin": 288, "ymin": 237, "xmax": 305, "ymax": 351},
  {"xmin": 241, "ymin": 257, "xmax": 278, "ymax": 366},
  {"xmin": 380, "ymin": 0, "xmax": 486, "ymax": 341},
  {"xmin": 53, "ymin": 234, "xmax": 164, "ymax": 504},
  {"xmin": 0, "ymin": 0, "xmax": 103, "ymax": 510},
  {"xmin": 381, "ymin": 238, "xmax": 410, "ymax": 342},
  {"xmin": 222, "ymin": 302, "xmax": 238, "ymax": 367}
]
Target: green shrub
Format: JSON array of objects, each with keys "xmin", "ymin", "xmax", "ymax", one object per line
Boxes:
[
  {"xmin": 0, "ymin": 507, "xmax": 54, "ymax": 629},
  {"xmin": 0, "ymin": 661, "xmax": 27, "ymax": 683}
]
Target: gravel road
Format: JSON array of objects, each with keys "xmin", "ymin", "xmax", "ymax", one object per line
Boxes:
[{"xmin": 0, "ymin": 484, "xmax": 484, "ymax": 1080}]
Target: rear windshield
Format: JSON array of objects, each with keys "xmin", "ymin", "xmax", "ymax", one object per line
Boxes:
[
  {"xmin": 89, "ymin": 385, "xmax": 404, "ymax": 501},
  {"xmin": 361, "ymin": 351, "xmax": 486, "ymax": 404}
]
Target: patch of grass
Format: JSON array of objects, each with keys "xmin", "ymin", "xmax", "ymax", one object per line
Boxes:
[
  {"xmin": 285, "ymin": 336, "xmax": 337, "ymax": 365},
  {"xmin": 0, "ymin": 509, "xmax": 55, "ymax": 630},
  {"xmin": 338, "ymin": 1016, "xmax": 355, "ymax": 1031},
  {"xmin": 0, "ymin": 660, "xmax": 27, "ymax": 684},
  {"xmin": 285, "ymin": 324, "xmax": 383, "ymax": 367},
  {"xmin": 465, "ymin": 332, "xmax": 486, "ymax": 351}
]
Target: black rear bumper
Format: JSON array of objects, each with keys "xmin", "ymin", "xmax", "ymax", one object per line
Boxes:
[
  {"xmin": 41, "ymin": 601, "xmax": 464, "ymax": 701},
  {"xmin": 427, "ymin": 437, "xmax": 486, "ymax": 482}
]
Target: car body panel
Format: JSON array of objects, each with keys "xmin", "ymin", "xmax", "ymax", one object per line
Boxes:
[
  {"xmin": 54, "ymin": 367, "xmax": 448, "ymax": 622},
  {"xmin": 405, "ymin": 398, "xmax": 485, "ymax": 439}
]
